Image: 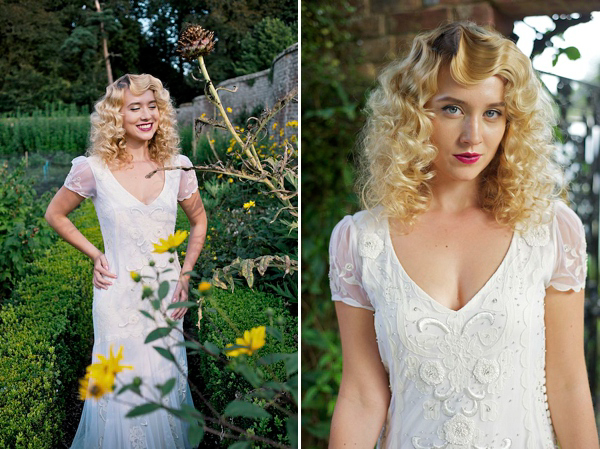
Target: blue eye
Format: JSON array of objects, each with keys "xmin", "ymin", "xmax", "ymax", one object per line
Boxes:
[
  {"xmin": 442, "ymin": 105, "xmax": 461, "ymax": 115},
  {"xmin": 485, "ymin": 110, "xmax": 501, "ymax": 118}
]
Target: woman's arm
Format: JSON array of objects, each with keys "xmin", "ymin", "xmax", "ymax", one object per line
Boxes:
[
  {"xmin": 329, "ymin": 302, "xmax": 391, "ymax": 449},
  {"xmin": 170, "ymin": 191, "xmax": 207, "ymax": 320},
  {"xmin": 545, "ymin": 286, "xmax": 599, "ymax": 448},
  {"xmin": 45, "ymin": 187, "xmax": 116, "ymax": 289}
]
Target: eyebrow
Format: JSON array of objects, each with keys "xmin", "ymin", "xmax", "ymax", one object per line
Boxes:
[
  {"xmin": 127, "ymin": 100, "xmax": 157, "ymax": 107},
  {"xmin": 434, "ymin": 95, "xmax": 505, "ymax": 108}
]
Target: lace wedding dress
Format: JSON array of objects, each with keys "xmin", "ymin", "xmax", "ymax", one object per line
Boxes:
[
  {"xmin": 65, "ymin": 154, "xmax": 199, "ymax": 449},
  {"xmin": 329, "ymin": 201, "xmax": 587, "ymax": 449}
]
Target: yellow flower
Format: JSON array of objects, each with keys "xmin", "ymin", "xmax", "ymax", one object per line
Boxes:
[
  {"xmin": 226, "ymin": 107, "xmax": 232, "ymax": 113},
  {"xmin": 153, "ymin": 230, "xmax": 189, "ymax": 253},
  {"xmin": 130, "ymin": 271, "xmax": 141, "ymax": 282},
  {"xmin": 209, "ymin": 139, "xmax": 215, "ymax": 145},
  {"xmin": 272, "ymin": 122, "xmax": 277, "ymax": 130},
  {"xmin": 217, "ymin": 173, "xmax": 223, "ymax": 178},
  {"xmin": 79, "ymin": 372, "xmax": 113, "ymax": 400},
  {"xmin": 228, "ymin": 179, "xmax": 233, "ymax": 183},
  {"xmin": 198, "ymin": 281, "xmax": 211, "ymax": 292},
  {"xmin": 243, "ymin": 201, "xmax": 256, "ymax": 210},
  {"xmin": 225, "ymin": 326, "xmax": 266, "ymax": 357},
  {"xmin": 79, "ymin": 345, "xmax": 132, "ymax": 400}
]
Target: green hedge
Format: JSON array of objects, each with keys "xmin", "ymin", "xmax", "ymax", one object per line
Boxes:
[
  {"xmin": 0, "ymin": 200, "xmax": 100, "ymax": 448},
  {"xmin": 195, "ymin": 287, "xmax": 297, "ymax": 447}
]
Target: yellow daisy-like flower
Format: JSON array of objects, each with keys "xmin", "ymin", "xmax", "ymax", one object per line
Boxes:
[
  {"xmin": 243, "ymin": 201, "xmax": 256, "ymax": 210},
  {"xmin": 225, "ymin": 326, "xmax": 266, "ymax": 357},
  {"xmin": 79, "ymin": 345, "xmax": 132, "ymax": 400},
  {"xmin": 198, "ymin": 281, "xmax": 211, "ymax": 292},
  {"xmin": 226, "ymin": 107, "xmax": 232, "ymax": 113},
  {"xmin": 153, "ymin": 230, "xmax": 189, "ymax": 253},
  {"xmin": 228, "ymin": 179, "xmax": 234, "ymax": 183},
  {"xmin": 79, "ymin": 371, "xmax": 114, "ymax": 400},
  {"xmin": 272, "ymin": 122, "xmax": 277, "ymax": 130}
]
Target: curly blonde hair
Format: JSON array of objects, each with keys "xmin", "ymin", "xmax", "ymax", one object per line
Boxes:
[
  {"xmin": 359, "ymin": 21, "xmax": 563, "ymax": 230},
  {"xmin": 87, "ymin": 74, "xmax": 180, "ymax": 167}
]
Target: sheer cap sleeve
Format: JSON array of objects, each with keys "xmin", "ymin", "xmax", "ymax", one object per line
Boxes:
[
  {"xmin": 177, "ymin": 154, "xmax": 198, "ymax": 201},
  {"xmin": 547, "ymin": 201, "xmax": 587, "ymax": 292},
  {"xmin": 64, "ymin": 156, "xmax": 96, "ymax": 198},
  {"xmin": 329, "ymin": 215, "xmax": 374, "ymax": 311}
]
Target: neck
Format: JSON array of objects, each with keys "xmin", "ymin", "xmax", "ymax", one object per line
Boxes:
[
  {"xmin": 428, "ymin": 174, "xmax": 481, "ymax": 214},
  {"xmin": 125, "ymin": 140, "xmax": 151, "ymax": 162}
]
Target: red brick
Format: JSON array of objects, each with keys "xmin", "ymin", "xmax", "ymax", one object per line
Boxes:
[
  {"xmin": 452, "ymin": 3, "xmax": 513, "ymax": 35},
  {"xmin": 370, "ymin": 0, "xmax": 422, "ymax": 15},
  {"xmin": 359, "ymin": 36, "xmax": 398, "ymax": 62},
  {"xmin": 387, "ymin": 7, "xmax": 452, "ymax": 34},
  {"xmin": 348, "ymin": 15, "xmax": 385, "ymax": 39}
]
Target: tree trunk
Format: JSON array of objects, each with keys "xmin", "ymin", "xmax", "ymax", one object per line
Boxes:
[{"xmin": 95, "ymin": 0, "xmax": 113, "ymax": 85}]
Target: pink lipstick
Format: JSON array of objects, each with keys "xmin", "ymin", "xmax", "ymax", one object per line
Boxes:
[{"xmin": 453, "ymin": 153, "xmax": 481, "ymax": 164}]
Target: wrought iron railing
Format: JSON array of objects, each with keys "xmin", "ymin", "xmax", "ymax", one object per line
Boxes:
[{"xmin": 543, "ymin": 70, "xmax": 600, "ymax": 409}]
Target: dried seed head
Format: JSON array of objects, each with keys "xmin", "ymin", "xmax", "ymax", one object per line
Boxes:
[{"xmin": 177, "ymin": 25, "xmax": 216, "ymax": 60}]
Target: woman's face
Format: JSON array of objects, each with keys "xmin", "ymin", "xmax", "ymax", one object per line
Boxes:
[
  {"xmin": 425, "ymin": 67, "xmax": 507, "ymax": 183},
  {"xmin": 121, "ymin": 88, "xmax": 160, "ymax": 144}
]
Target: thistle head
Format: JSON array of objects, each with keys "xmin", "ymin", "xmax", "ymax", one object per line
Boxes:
[{"xmin": 177, "ymin": 25, "xmax": 216, "ymax": 61}]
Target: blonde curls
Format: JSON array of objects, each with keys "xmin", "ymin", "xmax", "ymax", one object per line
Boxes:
[
  {"xmin": 358, "ymin": 21, "xmax": 563, "ymax": 231},
  {"xmin": 87, "ymin": 74, "xmax": 180, "ymax": 167}
]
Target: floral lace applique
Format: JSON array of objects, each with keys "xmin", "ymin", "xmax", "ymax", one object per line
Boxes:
[
  {"xmin": 522, "ymin": 224, "xmax": 550, "ymax": 247},
  {"xmin": 563, "ymin": 241, "xmax": 587, "ymax": 278},
  {"xmin": 358, "ymin": 232, "xmax": 384, "ymax": 259},
  {"xmin": 329, "ymin": 260, "xmax": 361, "ymax": 298},
  {"xmin": 129, "ymin": 425, "xmax": 147, "ymax": 449}
]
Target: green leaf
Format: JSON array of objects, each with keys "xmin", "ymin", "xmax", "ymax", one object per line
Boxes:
[
  {"xmin": 144, "ymin": 327, "xmax": 172, "ymax": 343},
  {"xmin": 286, "ymin": 415, "xmax": 298, "ymax": 448},
  {"xmin": 125, "ymin": 402, "xmax": 161, "ymax": 418},
  {"xmin": 167, "ymin": 301, "xmax": 198, "ymax": 310},
  {"xmin": 187, "ymin": 422, "xmax": 205, "ymax": 445},
  {"xmin": 285, "ymin": 352, "xmax": 298, "ymax": 376},
  {"xmin": 158, "ymin": 280, "xmax": 170, "ymax": 300},
  {"xmin": 228, "ymin": 442, "xmax": 251, "ymax": 449},
  {"xmin": 564, "ymin": 46, "xmax": 581, "ymax": 60},
  {"xmin": 139, "ymin": 310, "xmax": 155, "ymax": 321},
  {"xmin": 175, "ymin": 341, "xmax": 202, "ymax": 350},
  {"xmin": 117, "ymin": 383, "xmax": 141, "ymax": 396},
  {"xmin": 233, "ymin": 363, "xmax": 262, "ymax": 387},
  {"xmin": 158, "ymin": 378, "xmax": 176, "ymax": 396},
  {"xmin": 257, "ymin": 353, "xmax": 288, "ymax": 366},
  {"xmin": 266, "ymin": 325, "xmax": 283, "ymax": 342},
  {"xmin": 154, "ymin": 346, "xmax": 176, "ymax": 362},
  {"xmin": 224, "ymin": 400, "xmax": 271, "ymax": 420},
  {"xmin": 203, "ymin": 340, "xmax": 220, "ymax": 356}
]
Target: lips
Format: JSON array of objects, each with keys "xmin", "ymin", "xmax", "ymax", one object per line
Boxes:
[
  {"xmin": 136, "ymin": 123, "xmax": 153, "ymax": 132},
  {"xmin": 453, "ymin": 153, "xmax": 481, "ymax": 164}
]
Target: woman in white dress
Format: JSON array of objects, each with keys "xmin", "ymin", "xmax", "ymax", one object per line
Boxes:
[
  {"xmin": 328, "ymin": 22, "xmax": 599, "ymax": 448},
  {"xmin": 45, "ymin": 74, "xmax": 207, "ymax": 448}
]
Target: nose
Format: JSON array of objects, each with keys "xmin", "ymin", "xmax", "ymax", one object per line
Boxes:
[{"xmin": 460, "ymin": 115, "xmax": 483, "ymax": 146}]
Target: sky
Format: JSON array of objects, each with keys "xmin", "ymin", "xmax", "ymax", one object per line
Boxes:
[{"xmin": 514, "ymin": 12, "xmax": 600, "ymax": 89}]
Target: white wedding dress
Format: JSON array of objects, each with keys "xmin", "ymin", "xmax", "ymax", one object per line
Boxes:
[
  {"xmin": 329, "ymin": 201, "xmax": 587, "ymax": 449},
  {"xmin": 65, "ymin": 153, "xmax": 199, "ymax": 449}
]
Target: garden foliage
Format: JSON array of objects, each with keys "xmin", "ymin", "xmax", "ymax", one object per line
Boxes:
[
  {"xmin": 0, "ymin": 161, "xmax": 56, "ymax": 300},
  {"xmin": 301, "ymin": 0, "xmax": 369, "ymax": 446},
  {"xmin": 0, "ymin": 200, "xmax": 98, "ymax": 449}
]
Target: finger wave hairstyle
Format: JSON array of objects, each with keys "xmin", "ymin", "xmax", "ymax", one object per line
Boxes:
[
  {"xmin": 358, "ymin": 21, "xmax": 563, "ymax": 230},
  {"xmin": 87, "ymin": 74, "xmax": 180, "ymax": 167}
]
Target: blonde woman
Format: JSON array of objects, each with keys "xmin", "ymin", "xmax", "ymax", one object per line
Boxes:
[
  {"xmin": 328, "ymin": 22, "xmax": 599, "ymax": 448},
  {"xmin": 45, "ymin": 74, "xmax": 207, "ymax": 448}
]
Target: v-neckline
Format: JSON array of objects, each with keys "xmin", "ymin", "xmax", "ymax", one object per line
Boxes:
[
  {"xmin": 105, "ymin": 163, "xmax": 166, "ymax": 207},
  {"xmin": 385, "ymin": 217, "xmax": 516, "ymax": 314}
]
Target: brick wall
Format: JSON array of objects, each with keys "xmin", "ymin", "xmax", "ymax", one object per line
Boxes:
[
  {"xmin": 177, "ymin": 43, "xmax": 298, "ymax": 139},
  {"xmin": 350, "ymin": 0, "xmax": 600, "ymax": 77}
]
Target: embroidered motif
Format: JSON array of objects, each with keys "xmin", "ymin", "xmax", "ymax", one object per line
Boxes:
[
  {"xmin": 472, "ymin": 358, "xmax": 500, "ymax": 385},
  {"xmin": 419, "ymin": 360, "xmax": 445, "ymax": 386},
  {"xmin": 129, "ymin": 425, "xmax": 147, "ymax": 449},
  {"xmin": 358, "ymin": 232, "xmax": 384, "ymax": 259},
  {"xmin": 442, "ymin": 413, "xmax": 475, "ymax": 444},
  {"xmin": 522, "ymin": 224, "xmax": 550, "ymax": 247}
]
